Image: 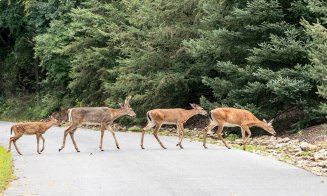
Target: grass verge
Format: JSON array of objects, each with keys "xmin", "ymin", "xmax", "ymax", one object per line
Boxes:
[{"xmin": 0, "ymin": 146, "xmax": 14, "ymax": 193}]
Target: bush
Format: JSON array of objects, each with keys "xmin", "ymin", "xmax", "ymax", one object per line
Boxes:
[
  {"xmin": 225, "ymin": 133, "xmax": 240, "ymax": 142},
  {"xmin": 0, "ymin": 94, "xmax": 61, "ymax": 121},
  {"xmin": 128, "ymin": 126, "xmax": 142, "ymax": 132}
]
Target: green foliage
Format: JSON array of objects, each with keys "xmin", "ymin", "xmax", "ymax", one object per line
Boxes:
[
  {"xmin": 128, "ymin": 126, "xmax": 142, "ymax": 132},
  {"xmin": 225, "ymin": 133, "xmax": 240, "ymax": 142},
  {"xmin": 0, "ymin": 146, "xmax": 14, "ymax": 193},
  {"xmin": 302, "ymin": 0, "xmax": 327, "ymax": 115},
  {"xmin": 104, "ymin": 0, "xmax": 203, "ymax": 117},
  {"xmin": 0, "ymin": 0, "xmax": 326, "ymax": 130},
  {"xmin": 298, "ymin": 151, "xmax": 313, "ymax": 156},
  {"xmin": 185, "ymin": 0, "xmax": 324, "ymax": 129},
  {"xmin": 0, "ymin": 95, "xmax": 60, "ymax": 121}
]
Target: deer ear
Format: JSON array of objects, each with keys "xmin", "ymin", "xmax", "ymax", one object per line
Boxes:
[
  {"xmin": 268, "ymin": 119, "xmax": 274, "ymax": 125},
  {"xmin": 263, "ymin": 119, "xmax": 267, "ymax": 123},
  {"xmin": 119, "ymin": 103, "xmax": 124, "ymax": 107},
  {"xmin": 125, "ymin": 96, "xmax": 132, "ymax": 104},
  {"xmin": 189, "ymin": 103, "xmax": 195, "ymax": 108},
  {"xmin": 193, "ymin": 103, "xmax": 199, "ymax": 107}
]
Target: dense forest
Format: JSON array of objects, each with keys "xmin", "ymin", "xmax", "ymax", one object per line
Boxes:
[{"xmin": 0, "ymin": 0, "xmax": 326, "ymax": 131}]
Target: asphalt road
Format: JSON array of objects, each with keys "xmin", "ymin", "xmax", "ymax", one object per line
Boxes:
[{"xmin": 1, "ymin": 121, "xmax": 327, "ymax": 196}]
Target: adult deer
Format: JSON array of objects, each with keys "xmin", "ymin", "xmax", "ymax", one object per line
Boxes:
[
  {"xmin": 58, "ymin": 96, "xmax": 136, "ymax": 152},
  {"xmin": 203, "ymin": 108, "xmax": 276, "ymax": 150},
  {"xmin": 8, "ymin": 116, "xmax": 59, "ymax": 155},
  {"xmin": 141, "ymin": 103, "xmax": 208, "ymax": 149}
]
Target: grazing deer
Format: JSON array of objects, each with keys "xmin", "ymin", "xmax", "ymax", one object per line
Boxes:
[
  {"xmin": 203, "ymin": 108, "xmax": 276, "ymax": 150},
  {"xmin": 141, "ymin": 103, "xmax": 208, "ymax": 149},
  {"xmin": 8, "ymin": 116, "xmax": 59, "ymax": 155},
  {"xmin": 59, "ymin": 96, "xmax": 136, "ymax": 152}
]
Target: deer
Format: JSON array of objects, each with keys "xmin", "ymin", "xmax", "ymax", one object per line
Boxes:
[
  {"xmin": 202, "ymin": 108, "xmax": 276, "ymax": 150},
  {"xmin": 141, "ymin": 103, "xmax": 208, "ymax": 149},
  {"xmin": 8, "ymin": 116, "xmax": 59, "ymax": 155},
  {"xmin": 58, "ymin": 96, "xmax": 136, "ymax": 152}
]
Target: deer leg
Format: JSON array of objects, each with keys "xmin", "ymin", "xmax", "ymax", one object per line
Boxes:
[
  {"xmin": 202, "ymin": 123, "xmax": 216, "ymax": 149},
  {"xmin": 242, "ymin": 126, "xmax": 252, "ymax": 150},
  {"xmin": 240, "ymin": 128, "xmax": 246, "ymax": 146},
  {"xmin": 40, "ymin": 135, "xmax": 45, "ymax": 152},
  {"xmin": 107, "ymin": 125, "xmax": 120, "ymax": 149},
  {"xmin": 141, "ymin": 122, "xmax": 155, "ymax": 149},
  {"xmin": 176, "ymin": 123, "xmax": 184, "ymax": 149},
  {"xmin": 36, "ymin": 135, "xmax": 41, "ymax": 154},
  {"xmin": 69, "ymin": 129, "xmax": 80, "ymax": 152},
  {"xmin": 59, "ymin": 124, "xmax": 78, "ymax": 152},
  {"xmin": 10, "ymin": 134, "xmax": 23, "ymax": 155},
  {"xmin": 216, "ymin": 122, "xmax": 230, "ymax": 149},
  {"xmin": 153, "ymin": 124, "xmax": 166, "ymax": 149},
  {"xmin": 13, "ymin": 140, "xmax": 22, "ymax": 155},
  {"xmin": 99, "ymin": 123, "xmax": 106, "ymax": 151},
  {"xmin": 176, "ymin": 124, "xmax": 181, "ymax": 147},
  {"xmin": 8, "ymin": 137, "xmax": 12, "ymax": 153}
]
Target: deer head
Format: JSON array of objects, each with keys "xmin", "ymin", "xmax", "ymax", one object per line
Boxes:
[
  {"xmin": 120, "ymin": 96, "xmax": 136, "ymax": 117},
  {"xmin": 262, "ymin": 119, "xmax": 276, "ymax": 135},
  {"xmin": 190, "ymin": 103, "xmax": 208, "ymax": 116},
  {"xmin": 49, "ymin": 115, "xmax": 60, "ymax": 126}
]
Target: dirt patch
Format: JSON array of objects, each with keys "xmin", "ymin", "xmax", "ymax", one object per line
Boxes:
[{"xmin": 281, "ymin": 124, "xmax": 327, "ymax": 144}]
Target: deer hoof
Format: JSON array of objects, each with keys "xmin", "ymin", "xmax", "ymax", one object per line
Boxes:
[
  {"xmin": 116, "ymin": 146, "xmax": 120, "ymax": 149},
  {"xmin": 76, "ymin": 150, "xmax": 80, "ymax": 152},
  {"xmin": 141, "ymin": 146, "xmax": 145, "ymax": 150},
  {"xmin": 58, "ymin": 148, "xmax": 62, "ymax": 152}
]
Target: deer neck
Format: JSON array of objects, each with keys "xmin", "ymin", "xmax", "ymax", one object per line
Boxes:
[
  {"xmin": 110, "ymin": 108, "xmax": 127, "ymax": 121},
  {"xmin": 182, "ymin": 109, "xmax": 199, "ymax": 122},
  {"xmin": 249, "ymin": 120, "xmax": 269, "ymax": 132},
  {"xmin": 44, "ymin": 120, "xmax": 55, "ymax": 129}
]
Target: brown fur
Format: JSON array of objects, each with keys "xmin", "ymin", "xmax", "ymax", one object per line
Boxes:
[
  {"xmin": 58, "ymin": 96, "xmax": 136, "ymax": 152},
  {"xmin": 141, "ymin": 103, "xmax": 208, "ymax": 149},
  {"xmin": 8, "ymin": 117, "xmax": 58, "ymax": 155},
  {"xmin": 203, "ymin": 108, "xmax": 276, "ymax": 150}
]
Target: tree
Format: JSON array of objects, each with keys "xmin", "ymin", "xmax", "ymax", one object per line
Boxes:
[
  {"xmin": 104, "ymin": 0, "xmax": 202, "ymax": 117},
  {"xmin": 185, "ymin": 0, "xmax": 323, "ymax": 130},
  {"xmin": 35, "ymin": 0, "xmax": 125, "ymax": 105},
  {"xmin": 303, "ymin": 0, "xmax": 327, "ymax": 115}
]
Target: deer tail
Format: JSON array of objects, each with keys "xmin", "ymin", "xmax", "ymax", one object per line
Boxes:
[
  {"xmin": 68, "ymin": 109, "xmax": 73, "ymax": 122},
  {"xmin": 146, "ymin": 111, "xmax": 152, "ymax": 122},
  {"xmin": 208, "ymin": 111, "xmax": 213, "ymax": 121}
]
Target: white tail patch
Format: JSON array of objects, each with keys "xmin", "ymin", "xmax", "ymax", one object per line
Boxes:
[
  {"xmin": 68, "ymin": 109, "xmax": 73, "ymax": 122},
  {"xmin": 146, "ymin": 111, "xmax": 156, "ymax": 127}
]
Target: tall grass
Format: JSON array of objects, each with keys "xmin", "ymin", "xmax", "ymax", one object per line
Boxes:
[{"xmin": 0, "ymin": 146, "xmax": 14, "ymax": 193}]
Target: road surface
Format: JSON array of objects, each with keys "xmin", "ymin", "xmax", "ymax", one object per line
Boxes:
[{"xmin": 0, "ymin": 121, "xmax": 326, "ymax": 196}]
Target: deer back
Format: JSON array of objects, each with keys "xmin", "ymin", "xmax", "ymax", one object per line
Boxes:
[
  {"xmin": 69, "ymin": 107, "xmax": 111, "ymax": 124},
  {"xmin": 12, "ymin": 121, "xmax": 54, "ymax": 135},
  {"xmin": 150, "ymin": 108, "xmax": 195, "ymax": 124},
  {"xmin": 211, "ymin": 108, "xmax": 257, "ymax": 124}
]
